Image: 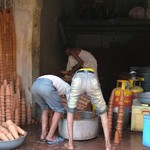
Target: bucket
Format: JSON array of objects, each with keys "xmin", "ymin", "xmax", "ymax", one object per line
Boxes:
[{"xmin": 142, "ymin": 114, "xmax": 150, "ymax": 148}]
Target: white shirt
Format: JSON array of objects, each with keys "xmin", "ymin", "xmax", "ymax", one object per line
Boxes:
[
  {"xmin": 66, "ymin": 49, "xmax": 98, "ymax": 76},
  {"xmin": 38, "ymin": 75, "xmax": 70, "ymax": 97}
]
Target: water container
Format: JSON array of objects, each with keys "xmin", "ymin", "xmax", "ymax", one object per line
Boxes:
[{"xmin": 142, "ymin": 114, "xmax": 150, "ymax": 148}]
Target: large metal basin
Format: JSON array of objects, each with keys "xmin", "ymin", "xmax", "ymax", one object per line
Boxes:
[{"xmin": 58, "ymin": 111, "xmax": 98, "ymax": 140}]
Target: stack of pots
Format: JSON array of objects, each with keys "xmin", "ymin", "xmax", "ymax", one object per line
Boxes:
[{"xmin": 136, "ymin": 67, "xmax": 150, "ymax": 92}]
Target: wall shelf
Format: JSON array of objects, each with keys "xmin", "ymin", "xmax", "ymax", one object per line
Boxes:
[{"xmin": 66, "ymin": 19, "xmax": 150, "ymax": 33}]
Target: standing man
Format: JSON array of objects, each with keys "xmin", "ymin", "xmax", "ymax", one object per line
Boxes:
[
  {"xmin": 64, "ymin": 68, "xmax": 111, "ymax": 150},
  {"xmin": 31, "ymin": 75, "xmax": 70, "ymax": 144},
  {"xmin": 64, "ymin": 47, "xmax": 98, "ymax": 77}
]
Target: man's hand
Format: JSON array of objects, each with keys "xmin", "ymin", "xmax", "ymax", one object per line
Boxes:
[
  {"xmin": 61, "ymin": 70, "xmax": 68, "ymax": 75},
  {"xmin": 67, "ymin": 70, "xmax": 74, "ymax": 76}
]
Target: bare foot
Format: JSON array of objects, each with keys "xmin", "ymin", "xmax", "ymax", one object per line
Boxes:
[
  {"xmin": 64, "ymin": 143, "xmax": 74, "ymax": 150},
  {"xmin": 40, "ymin": 133, "xmax": 47, "ymax": 141},
  {"xmin": 111, "ymin": 144, "xmax": 117, "ymax": 150}
]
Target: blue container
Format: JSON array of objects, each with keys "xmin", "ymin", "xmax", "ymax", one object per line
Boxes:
[{"xmin": 142, "ymin": 114, "xmax": 150, "ymax": 148}]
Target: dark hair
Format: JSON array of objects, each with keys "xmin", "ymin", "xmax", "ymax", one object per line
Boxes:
[{"xmin": 63, "ymin": 44, "xmax": 73, "ymax": 50}]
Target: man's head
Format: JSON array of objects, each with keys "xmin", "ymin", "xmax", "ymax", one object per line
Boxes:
[
  {"xmin": 64, "ymin": 44, "xmax": 73, "ymax": 56},
  {"xmin": 65, "ymin": 48, "xmax": 71, "ymax": 56}
]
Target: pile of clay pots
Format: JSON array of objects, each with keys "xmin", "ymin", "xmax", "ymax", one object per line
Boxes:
[
  {"xmin": 0, "ymin": 78, "xmax": 32, "ymax": 126},
  {"xmin": 0, "ymin": 1, "xmax": 37, "ymax": 128},
  {"xmin": 61, "ymin": 95, "xmax": 92, "ymax": 111}
]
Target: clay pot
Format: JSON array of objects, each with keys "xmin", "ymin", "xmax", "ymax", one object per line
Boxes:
[
  {"xmin": 16, "ymin": 126, "xmax": 26, "ymax": 136},
  {"xmin": 114, "ymin": 130, "xmax": 120, "ymax": 144},
  {"xmin": 2, "ymin": 122, "xmax": 8, "ymax": 128},
  {"xmin": 6, "ymin": 120, "xmax": 14, "ymax": 126},
  {"xmin": 0, "ymin": 131, "xmax": 9, "ymax": 141},
  {"xmin": 0, "ymin": 126, "xmax": 9, "ymax": 134},
  {"xmin": 6, "ymin": 133, "xmax": 15, "ymax": 140},
  {"xmin": 8, "ymin": 124, "xmax": 19, "ymax": 139}
]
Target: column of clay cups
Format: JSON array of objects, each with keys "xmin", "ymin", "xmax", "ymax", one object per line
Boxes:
[
  {"xmin": 114, "ymin": 89, "xmax": 124, "ymax": 143},
  {"xmin": 0, "ymin": 88, "xmax": 2, "ymax": 124},
  {"xmin": 5, "ymin": 85, "xmax": 12, "ymax": 120},
  {"xmin": 14, "ymin": 108, "xmax": 20, "ymax": 126},
  {"xmin": 20, "ymin": 90, "xmax": 26, "ymax": 125},
  {"xmin": 27, "ymin": 103, "xmax": 32, "ymax": 125},
  {"xmin": 21, "ymin": 98, "xmax": 26, "ymax": 125},
  {"xmin": 9, "ymin": 82, "xmax": 15, "ymax": 122},
  {"xmin": 108, "ymin": 89, "xmax": 115, "ymax": 138},
  {"xmin": 16, "ymin": 88, "xmax": 21, "ymax": 126},
  {"xmin": 0, "ymin": 104, "xmax": 2, "ymax": 124},
  {"xmin": 0, "ymin": 85, "xmax": 5, "ymax": 123}
]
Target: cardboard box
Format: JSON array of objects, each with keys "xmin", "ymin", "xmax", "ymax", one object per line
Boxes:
[{"xmin": 131, "ymin": 100, "xmax": 150, "ymax": 131}]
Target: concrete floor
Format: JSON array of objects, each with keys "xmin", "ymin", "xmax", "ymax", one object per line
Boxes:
[{"xmin": 14, "ymin": 123, "xmax": 149, "ymax": 150}]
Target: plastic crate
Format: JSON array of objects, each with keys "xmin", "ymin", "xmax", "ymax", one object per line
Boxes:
[{"xmin": 131, "ymin": 100, "xmax": 150, "ymax": 131}]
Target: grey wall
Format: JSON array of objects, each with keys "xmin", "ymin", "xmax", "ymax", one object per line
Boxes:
[
  {"xmin": 40, "ymin": 0, "xmax": 65, "ymax": 75},
  {"xmin": 40, "ymin": 0, "xmax": 79, "ymax": 75}
]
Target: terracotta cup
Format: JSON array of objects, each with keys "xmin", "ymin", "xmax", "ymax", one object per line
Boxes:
[
  {"xmin": 8, "ymin": 124, "xmax": 19, "ymax": 139},
  {"xmin": 0, "ymin": 131, "xmax": 9, "ymax": 141}
]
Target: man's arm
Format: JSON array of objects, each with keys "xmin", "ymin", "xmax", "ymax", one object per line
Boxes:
[
  {"xmin": 100, "ymin": 112, "xmax": 112, "ymax": 150},
  {"xmin": 68, "ymin": 51, "xmax": 83, "ymax": 75}
]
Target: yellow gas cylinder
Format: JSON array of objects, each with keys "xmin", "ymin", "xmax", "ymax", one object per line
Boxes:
[
  {"xmin": 114, "ymin": 80, "xmax": 133, "ymax": 108},
  {"xmin": 129, "ymin": 78, "xmax": 143, "ymax": 99}
]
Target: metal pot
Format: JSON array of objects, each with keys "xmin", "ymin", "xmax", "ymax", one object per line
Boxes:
[
  {"xmin": 137, "ymin": 92, "xmax": 150, "ymax": 105},
  {"xmin": 58, "ymin": 111, "xmax": 98, "ymax": 140}
]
